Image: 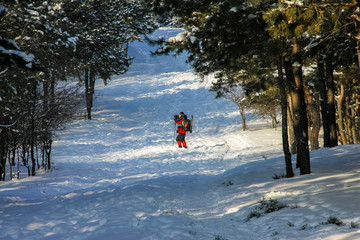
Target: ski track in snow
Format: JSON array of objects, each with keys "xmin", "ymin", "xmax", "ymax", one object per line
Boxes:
[
  {"xmin": 0, "ymin": 70, "xmax": 284, "ymax": 240},
  {"xmin": 2, "ymin": 28, "xmax": 360, "ymax": 240}
]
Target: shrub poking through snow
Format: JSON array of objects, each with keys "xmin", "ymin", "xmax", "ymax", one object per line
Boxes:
[
  {"xmin": 246, "ymin": 197, "xmax": 288, "ymax": 221},
  {"xmin": 325, "ymin": 216, "xmax": 344, "ymax": 226},
  {"xmin": 214, "ymin": 234, "xmax": 228, "ymax": 240},
  {"xmin": 258, "ymin": 198, "xmax": 287, "ymax": 214},
  {"xmin": 246, "ymin": 210, "xmax": 262, "ymax": 221},
  {"xmin": 222, "ymin": 180, "xmax": 234, "ymax": 187},
  {"xmin": 349, "ymin": 221, "xmax": 359, "ymax": 228},
  {"xmin": 272, "ymin": 173, "xmax": 286, "ymax": 179}
]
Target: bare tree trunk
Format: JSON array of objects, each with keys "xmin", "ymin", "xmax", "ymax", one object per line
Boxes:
[
  {"xmin": 287, "ymin": 97, "xmax": 296, "ymax": 154},
  {"xmin": 304, "ymin": 85, "xmax": 320, "ymax": 150},
  {"xmin": 277, "ymin": 58, "xmax": 293, "ymax": 178},
  {"xmin": 46, "ymin": 140, "xmax": 52, "ymax": 170},
  {"xmin": 239, "ymin": 106, "xmax": 246, "ymax": 131},
  {"xmin": 7, "ymin": 151, "xmax": 12, "ymax": 180},
  {"xmin": 0, "ymin": 134, "xmax": 7, "ymax": 181},
  {"xmin": 0, "ymin": 115, "xmax": 7, "ymax": 180},
  {"xmin": 17, "ymin": 150, "xmax": 20, "ymax": 179},
  {"xmin": 36, "ymin": 146, "xmax": 40, "ymax": 169},
  {"xmin": 90, "ymin": 68, "xmax": 96, "ymax": 108},
  {"xmin": 102, "ymin": 77, "xmax": 107, "ymax": 86},
  {"xmin": 352, "ymin": 89, "xmax": 360, "ymax": 144},
  {"xmin": 335, "ymin": 76, "xmax": 360, "ymax": 145},
  {"xmin": 271, "ymin": 116, "xmax": 278, "ymax": 129},
  {"xmin": 325, "ymin": 58, "xmax": 338, "ymax": 147},
  {"xmin": 30, "ymin": 83, "xmax": 37, "ymax": 176},
  {"xmin": 84, "ymin": 69, "xmax": 92, "ymax": 120},
  {"xmin": 284, "ymin": 42, "xmax": 310, "ymax": 175},
  {"xmin": 293, "ymin": 42, "xmax": 310, "ymax": 175},
  {"xmin": 337, "ymin": 82, "xmax": 346, "ymax": 144},
  {"xmin": 356, "ymin": 44, "xmax": 360, "ymax": 70},
  {"xmin": 318, "ymin": 57, "xmax": 330, "ymax": 147},
  {"xmin": 43, "ymin": 77, "xmax": 49, "ymax": 112},
  {"xmin": 344, "ymin": 92, "xmax": 352, "ymax": 144},
  {"xmin": 30, "ymin": 116, "xmax": 36, "ymax": 176},
  {"xmin": 11, "ymin": 148, "xmax": 15, "ymax": 166},
  {"xmin": 41, "ymin": 145, "xmax": 45, "ymax": 169},
  {"xmin": 310, "ymin": 107, "xmax": 321, "ymax": 150},
  {"xmin": 50, "ymin": 73, "xmax": 55, "ymax": 105},
  {"xmin": 84, "ymin": 68, "xmax": 97, "ymax": 120}
]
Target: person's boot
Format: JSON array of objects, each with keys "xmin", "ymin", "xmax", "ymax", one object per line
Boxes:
[
  {"xmin": 177, "ymin": 141, "xmax": 182, "ymax": 148},
  {"xmin": 182, "ymin": 141, "xmax": 187, "ymax": 148}
]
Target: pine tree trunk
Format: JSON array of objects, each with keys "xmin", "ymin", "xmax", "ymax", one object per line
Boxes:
[
  {"xmin": 293, "ymin": 43, "xmax": 310, "ymax": 174},
  {"xmin": 304, "ymin": 86, "xmax": 320, "ymax": 150},
  {"xmin": 277, "ymin": 58, "xmax": 293, "ymax": 178},
  {"xmin": 348, "ymin": 86, "xmax": 360, "ymax": 144},
  {"xmin": 30, "ymin": 85, "xmax": 36, "ymax": 176},
  {"xmin": 310, "ymin": 107, "xmax": 321, "ymax": 150},
  {"xmin": 325, "ymin": 58, "xmax": 338, "ymax": 147},
  {"xmin": 336, "ymin": 77, "xmax": 359, "ymax": 145},
  {"xmin": 344, "ymin": 92, "xmax": 352, "ymax": 144},
  {"xmin": 284, "ymin": 42, "xmax": 310, "ymax": 175},
  {"xmin": 284, "ymin": 58, "xmax": 299, "ymax": 166},
  {"xmin": 287, "ymin": 98, "xmax": 296, "ymax": 154},
  {"xmin": 43, "ymin": 77, "xmax": 49, "ymax": 113},
  {"xmin": 50, "ymin": 73, "xmax": 55, "ymax": 105},
  {"xmin": 239, "ymin": 106, "xmax": 246, "ymax": 131},
  {"xmin": 102, "ymin": 77, "xmax": 107, "ymax": 86},
  {"xmin": 90, "ymin": 68, "xmax": 95, "ymax": 108},
  {"xmin": 271, "ymin": 117, "xmax": 277, "ymax": 129},
  {"xmin": 352, "ymin": 89, "xmax": 360, "ymax": 144},
  {"xmin": 8, "ymin": 151, "xmax": 12, "ymax": 180},
  {"xmin": 356, "ymin": 44, "xmax": 360, "ymax": 70},
  {"xmin": 11, "ymin": 148, "xmax": 15, "ymax": 166},
  {"xmin": 46, "ymin": 140, "xmax": 52, "ymax": 170},
  {"xmin": 84, "ymin": 69, "xmax": 92, "ymax": 120},
  {"xmin": 0, "ymin": 129, "xmax": 7, "ymax": 181},
  {"xmin": 317, "ymin": 58, "xmax": 331, "ymax": 147},
  {"xmin": 337, "ymin": 82, "xmax": 346, "ymax": 144}
]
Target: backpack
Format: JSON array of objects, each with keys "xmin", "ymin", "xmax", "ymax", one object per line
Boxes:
[{"xmin": 181, "ymin": 115, "xmax": 193, "ymax": 133}]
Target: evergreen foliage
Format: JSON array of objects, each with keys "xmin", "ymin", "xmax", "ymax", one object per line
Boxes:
[
  {"xmin": 62, "ymin": 0, "xmax": 157, "ymax": 119},
  {"xmin": 150, "ymin": 0, "xmax": 360, "ymax": 176},
  {"xmin": 0, "ymin": 0, "xmax": 157, "ymax": 180}
]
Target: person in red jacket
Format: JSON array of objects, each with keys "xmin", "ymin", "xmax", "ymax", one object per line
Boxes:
[{"xmin": 174, "ymin": 112, "xmax": 187, "ymax": 148}]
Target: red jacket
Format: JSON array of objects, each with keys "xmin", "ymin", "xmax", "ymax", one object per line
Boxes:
[{"xmin": 175, "ymin": 118, "xmax": 187, "ymax": 134}]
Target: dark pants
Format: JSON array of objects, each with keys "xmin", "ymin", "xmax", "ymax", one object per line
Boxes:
[
  {"xmin": 176, "ymin": 133, "xmax": 187, "ymax": 147},
  {"xmin": 176, "ymin": 133, "xmax": 186, "ymax": 142}
]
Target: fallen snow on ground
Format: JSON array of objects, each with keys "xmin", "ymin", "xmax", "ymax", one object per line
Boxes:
[{"xmin": 1, "ymin": 28, "xmax": 360, "ymax": 240}]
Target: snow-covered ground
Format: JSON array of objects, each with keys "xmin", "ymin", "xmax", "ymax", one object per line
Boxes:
[{"xmin": 1, "ymin": 28, "xmax": 360, "ymax": 240}]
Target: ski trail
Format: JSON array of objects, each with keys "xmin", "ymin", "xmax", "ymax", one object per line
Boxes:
[
  {"xmin": 4, "ymin": 27, "xmax": 360, "ymax": 240},
  {"xmin": 2, "ymin": 63, "xmax": 283, "ymax": 240},
  {"xmin": 0, "ymin": 62, "xmax": 284, "ymax": 240},
  {"xmin": 56, "ymin": 70, "xmax": 281, "ymax": 189}
]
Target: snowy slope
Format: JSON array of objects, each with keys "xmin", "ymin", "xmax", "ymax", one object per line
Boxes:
[{"xmin": 1, "ymin": 28, "xmax": 360, "ymax": 240}]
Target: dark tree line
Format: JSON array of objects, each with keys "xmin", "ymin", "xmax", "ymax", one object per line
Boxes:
[
  {"xmin": 148, "ymin": 0, "xmax": 360, "ymax": 176},
  {"xmin": 0, "ymin": 0, "xmax": 157, "ymax": 180}
]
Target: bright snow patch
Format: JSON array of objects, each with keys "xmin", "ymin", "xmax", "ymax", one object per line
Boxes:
[{"xmin": 1, "ymin": 28, "xmax": 360, "ymax": 240}]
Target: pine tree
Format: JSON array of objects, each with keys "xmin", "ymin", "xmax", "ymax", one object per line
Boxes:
[
  {"xmin": 263, "ymin": 2, "xmax": 313, "ymax": 175},
  {"xmin": 1, "ymin": 1, "xmax": 82, "ymax": 179},
  {"xmin": 150, "ymin": 0, "xmax": 297, "ymax": 177},
  {"xmin": 63, "ymin": 0, "xmax": 157, "ymax": 119}
]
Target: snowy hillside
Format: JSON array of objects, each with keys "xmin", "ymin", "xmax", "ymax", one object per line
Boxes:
[{"xmin": 1, "ymin": 28, "xmax": 360, "ymax": 240}]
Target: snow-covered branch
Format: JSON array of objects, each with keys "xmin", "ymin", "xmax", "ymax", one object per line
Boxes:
[{"xmin": 282, "ymin": 0, "xmax": 304, "ymax": 7}]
